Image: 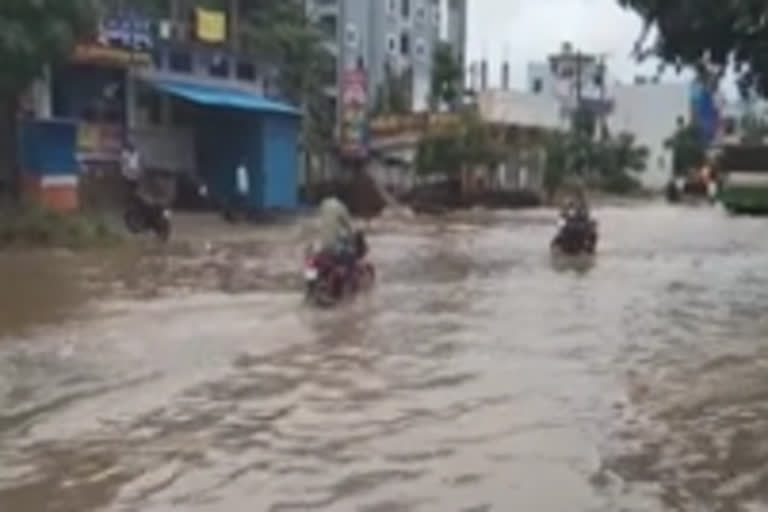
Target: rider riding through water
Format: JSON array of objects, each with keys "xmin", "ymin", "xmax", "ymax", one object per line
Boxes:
[{"xmin": 316, "ymin": 197, "xmax": 360, "ymax": 271}]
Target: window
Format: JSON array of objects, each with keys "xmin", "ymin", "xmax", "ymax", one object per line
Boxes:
[
  {"xmin": 345, "ymin": 24, "xmax": 357, "ymax": 47},
  {"xmin": 401, "ymin": 0, "xmax": 410, "ymax": 18},
  {"xmin": 415, "ymin": 0, "xmax": 426, "ymax": 21},
  {"xmin": 319, "ymin": 14, "xmax": 337, "ymax": 39},
  {"xmin": 387, "ymin": 0, "xmax": 397, "ymax": 14},
  {"xmin": 387, "ymin": 34, "xmax": 397, "ymax": 54},
  {"xmin": 169, "ymin": 50, "xmax": 192, "ymax": 72},
  {"xmin": 532, "ymin": 78, "xmax": 543, "ymax": 93},
  {"xmin": 400, "ymin": 32, "xmax": 410, "ymax": 55},
  {"xmin": 415, "ymin": 38, "xmax": 426, "ymax": 59},
  {"xmin": 208, "ymin": 53, "xmax": 229, "ymax": 78},
  {"xmin": 236, "ymin": 61, "xmax": 256, "ymax": 81}
]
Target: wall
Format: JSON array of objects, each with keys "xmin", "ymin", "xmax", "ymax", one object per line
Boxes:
[
  {"xmin": 18, "ymin": 120, "xmax": 79, "ymax": 211},
  {"xmin": 133, "ymin": 125, "xmax": 195, "ymax": 173},
  {"xmin": 607, "ymin": 82, "xmax": 689, "ymax": 189},
  {"xmin": 477, "ymin": 89, "xmax": 565, "ymax": 130},
  {"xmin": 260, "ymin": 114, "xmax": 299, "ymax": 209}
]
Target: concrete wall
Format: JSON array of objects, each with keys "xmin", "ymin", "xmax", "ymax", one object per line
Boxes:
[
  {"xmin": 476, "ymin": 89, "xmax": 566, "ymax": 130},
  {"xmin": 607, "ymin": 82, "xmax": 689, "ymax": 189}
]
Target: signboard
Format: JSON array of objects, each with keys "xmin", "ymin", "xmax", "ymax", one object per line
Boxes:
[
  {"xmin": 72, "ymin": 12, "xmax": 153, "ymax": 66},
  {"xmin": 339, "ymin": 69, "xmax": 368, "ymax": 159},
  {"xmin": 369, "ymin": 112, "xmax": 462, "ymax": 138},
  {"xmin": 196, "ymin": 8, "xmax": 227, "ymax": 43},
  {"xmin": 72, "ymin": 44, "xmax": 152, "ymax": 66},
  {"xmin": 76, "ymin": 123, "xmax": 123, "ymax": 162}
]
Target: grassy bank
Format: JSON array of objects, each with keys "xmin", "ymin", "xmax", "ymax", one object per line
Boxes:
[{"xmin": 0, "ymin": 204, "xmax": 123, "ymax": 249}]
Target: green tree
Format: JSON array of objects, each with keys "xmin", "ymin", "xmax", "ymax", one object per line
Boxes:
[
  {"xmin": 595, "ymin": 132, "xmax": 649, "ymax": 192},
  {"xmin": 240, "ymin": 0, "xmax": 336, "ymax": 154},
  {"xmin": 543, "ymin": 130, "xmax": 648, "ymax": 197},
  {"xmin": 415, "ymin": 112, "xmax": 504, "ymax": 178},
  {"xmin": 0, "ymin": 0, "xmax": 98, "ymax": 198},
  {"xmin": 429, "ymin": 42, "xmax": 463, "ymax": 111},
  {"xmin": 617, "ymin": 0, "xmax": 768, "ymax": 96},
  {"xmin": 374, "ymin": 63, "xmax": 411, "ymax": 115}
]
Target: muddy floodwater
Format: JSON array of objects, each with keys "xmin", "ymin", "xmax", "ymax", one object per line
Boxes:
[{"xmin": 2, "ymin": 203, "xmax": 768, "ymax": 511}]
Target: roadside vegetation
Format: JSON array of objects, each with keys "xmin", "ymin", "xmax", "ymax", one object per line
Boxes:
[{"xmin": 0, "ymin": 204, "xmax": 122, "ymax": 249}]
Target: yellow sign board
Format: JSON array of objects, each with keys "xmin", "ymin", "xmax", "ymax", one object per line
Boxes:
[
  {"xmin": 72, "ymin": 44, "xmax": 152, "ymax": 66},
  {"xmin": 196, "ymin": 7, "xmax": 226, "ymax": 43},
  {"xmin": 370, "ymin": 112, "xmax": 462, "ymax": 137}
]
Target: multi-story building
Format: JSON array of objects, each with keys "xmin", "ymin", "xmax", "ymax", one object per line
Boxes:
[{"xmin": 306, "ymin": 0, "xmax": 467, "ymax": 114}]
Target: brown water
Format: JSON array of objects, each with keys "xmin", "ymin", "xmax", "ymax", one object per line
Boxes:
[{"xmin": 2, "ymin": 203, "xmax": 768, "ymax": 511}]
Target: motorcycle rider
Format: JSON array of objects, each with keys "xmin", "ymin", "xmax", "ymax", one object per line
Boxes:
[
  {"xmin": 557, "ymin": 194, "xmax": 596, "ymax": 248},
  {"xmin": 314, "ymin": 196, "xmax": 368, "ymax": 289}
]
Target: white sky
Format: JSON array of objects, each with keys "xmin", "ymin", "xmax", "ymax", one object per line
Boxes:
[{"xmin": 464, "ymin": 0, "xmax": 691, "ymax": 89}]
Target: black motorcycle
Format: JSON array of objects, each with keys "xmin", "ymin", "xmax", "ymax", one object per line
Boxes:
[
  {"xmin": 551, "ymin": 214, "xmax": 597, "ymax": 256},
  {"xmin": 124, "ymin": 189, "xmax": 172, "ymax": 242}
]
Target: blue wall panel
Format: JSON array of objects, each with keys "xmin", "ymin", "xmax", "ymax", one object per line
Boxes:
[
  {"xmin": 18, "ymin": 120, "xmax": 78, "ymax": 176},
  {"xmin": 260, "ymin": 114, "xmax": 299, "ymax": 209}
]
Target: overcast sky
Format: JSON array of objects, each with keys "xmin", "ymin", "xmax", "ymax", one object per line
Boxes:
[{"xmin": 464, "ymin": 0, "xmax": 686, "ymax": 89}]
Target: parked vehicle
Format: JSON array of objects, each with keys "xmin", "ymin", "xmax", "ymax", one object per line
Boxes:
[
  {"xmin": 124, "ymin": 194, "xmax": 172, "ymax": 241},
  {"xmin": 717, "ymin": 143, "xmax": 768, "ymax": 214}
]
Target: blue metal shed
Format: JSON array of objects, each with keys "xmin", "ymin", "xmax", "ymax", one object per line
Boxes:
[{"xmin": 145, "ymin": 78, "xmax": 301, "ymax": 210}]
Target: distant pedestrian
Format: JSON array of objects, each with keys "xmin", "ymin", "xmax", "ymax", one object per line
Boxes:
[
  {"xmin": 120, "ymin": 141, "xmax": 141, "ymax": 202},
  {"xmin": 235, "ymin": 160, "xmax": 250, "ymax": 209}
]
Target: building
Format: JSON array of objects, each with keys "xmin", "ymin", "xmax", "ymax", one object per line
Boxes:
[
  {"xmin": 527, "ymin": 43, "xmax": 691, "ymax": 190},
  {"xmin": 527, "ymin": 42, "xmax": 611, "ymax": 124},
  {"xmin": 306, "ymin": 0, "xmax": 467, "ymax": 114},
  {"xmin": 475, "ymin": 89, "xmax": 565, "ymax": 190},
  {"xmin": 19, "ymin": 0, "xmax": 302, "ymax": 212},
  {"xmin": 607, "ymin": 82, "xmax": 689, "ymax": 189}
]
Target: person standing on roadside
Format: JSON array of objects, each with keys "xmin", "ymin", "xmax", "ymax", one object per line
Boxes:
[
  {"xmin": 235, "ymin": 160, "xmax": 250, "ymax": 211},
  {"xmin": 120, "ymin": 141, "xmax": 141, "ymax": 203}
]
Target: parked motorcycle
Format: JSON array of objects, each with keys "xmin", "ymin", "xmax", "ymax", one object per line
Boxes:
[
  {"xmin": 303, "ymin": 231, "xmax": 375, "ymax": 306},
  {"xmin": 124, "ymin": 194, "xmax": 172, "ymax": 241}
]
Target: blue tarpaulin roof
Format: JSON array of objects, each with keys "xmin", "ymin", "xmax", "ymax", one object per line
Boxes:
[{"xmin": 146, "ymin": 79, "xmax": 301, "ymax": 116}]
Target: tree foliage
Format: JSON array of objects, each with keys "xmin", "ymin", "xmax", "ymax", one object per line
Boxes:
[
  {"xmin": 240, "ymin": 0, "xmax": 336, "ymax": 152},
  {"xmin": 617, "ymin": 0, "xmax": 768, "ymax": 96},
  {"xmin": 543, "ymin": 130, "xmax": 649, "ymax": 196},
  {"xmin": 374, "ymin": 63, "xmax": 412, "ymax": 115},
  {"xmin": 430, "ymin": 42, "xmax": 463, "ymax": 111},
  {"xmin": 415, "ymin": 112, "xmax": 504, "ymax": 177},
  {"xmin": 0, "ymin": 0, "xmax": 97, "ymax": 97}
]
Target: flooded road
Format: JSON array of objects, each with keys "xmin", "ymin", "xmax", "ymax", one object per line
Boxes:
[{"xmin": 2, "ymin": 203, "xmax": 768, "ymax": 511}]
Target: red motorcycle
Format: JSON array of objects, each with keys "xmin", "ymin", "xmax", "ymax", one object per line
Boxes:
[{"xmin": 303, "ymin": 232, "xmax": 375, "ymax": 306}]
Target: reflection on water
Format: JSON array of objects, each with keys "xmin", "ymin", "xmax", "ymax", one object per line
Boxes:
[{"xmin": 1, "ymin": 204, "xmax": 768, "ymax": 511}]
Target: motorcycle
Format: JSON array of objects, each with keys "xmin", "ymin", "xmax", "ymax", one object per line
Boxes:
[
  {"xmin": 303, "ymin": 232, "xmax": 375, "ymax": 306},
  {"xmin": 551, "ymin": 214, "xmax": 597, "ymax": 256},
  {"xmin": 124, "ymin": 194, "xmax": 172, "ymax": 241}
]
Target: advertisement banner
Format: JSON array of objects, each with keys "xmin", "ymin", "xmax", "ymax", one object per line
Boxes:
[
  {"xmin": 339, "ymin": 69, "xmax": 368, "ymax": 159},
  {"xmin": 690, "ymin": 80, "xmax": 720, "ymax": 147},
  {"xmin": 76, "ymin": 123, "xmax": 123, "ymax": 162},
  {"xmin": 196, "ymin": 8, "xmax": 227, "ymax": 43}
]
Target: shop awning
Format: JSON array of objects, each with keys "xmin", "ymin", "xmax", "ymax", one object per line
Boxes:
[{"xmin": 146, "ymin": 79, "xmax": 301, "ymax": 116}]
